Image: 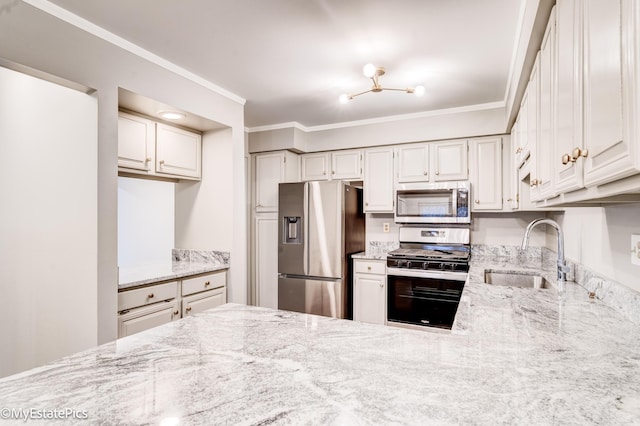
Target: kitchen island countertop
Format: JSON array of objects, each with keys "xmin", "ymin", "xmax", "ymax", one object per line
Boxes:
[{"xmin": 2, "ymin": 256, "xmax": 640, "ymax": 424}]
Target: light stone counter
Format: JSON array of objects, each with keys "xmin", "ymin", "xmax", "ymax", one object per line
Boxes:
[
  {"xmin": 118, "ymin": 249, "xmax": 229, "ymax": 290},
  {"xmin": 2, "ymin": 251, "xmax": 640, "ymax": 424}
]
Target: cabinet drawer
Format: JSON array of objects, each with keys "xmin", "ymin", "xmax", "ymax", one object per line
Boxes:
[
  {"xmin": 182, "ymin": 271, "xmax": 226, "ymax": 296},
  {"xmin": 118, "ymin": 281, "xmax": 178, "ymax": 312},
  {"xmin": 354, "ymin": 260, "xmax": 386, "ymax": 275},
  {"xmin": 117, "ymin": 300, "xmax": 180, "ymax": 338},
  {"xmin": 182, "ymin": 287, "xmax": 226, "ymax": 317}
]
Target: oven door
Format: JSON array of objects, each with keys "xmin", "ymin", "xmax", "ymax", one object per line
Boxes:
[{"xmin": 386, "ymin": 268, "xmax": 466, "ymax": 330}]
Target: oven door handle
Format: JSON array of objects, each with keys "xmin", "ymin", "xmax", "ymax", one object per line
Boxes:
[{"xmin": 386, "ymin": 267, "xmax": 468, "ymax": 281}]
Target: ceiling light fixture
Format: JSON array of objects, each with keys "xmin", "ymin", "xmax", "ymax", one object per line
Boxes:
[
  {"xmin": 158, "ymin": 111, "xmax": 186, "ymax": 120},
  {"xmin": 339, "ymin": 63, "xmax": 425, "ymax": 103}
]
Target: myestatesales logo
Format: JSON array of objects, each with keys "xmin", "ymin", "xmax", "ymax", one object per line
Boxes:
[{"xmin": 0, "ymin": 407, "xmax": 89, "ymax": 421}]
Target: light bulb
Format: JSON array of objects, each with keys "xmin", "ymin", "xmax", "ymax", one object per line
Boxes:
[
  {"xmin": 159, "ymin": 111, "xmax": 185, "ymax": 120},
  {"xmin": 362, "ymin": 63, "xmax": 377, "ymax": 78},
  {"xmin": 414, "ymin": 85, "xmax": 425, "ymax": 97},
  {"xmin": 339, "ymin": 94, "xmax": 350, "ymax": 104}
]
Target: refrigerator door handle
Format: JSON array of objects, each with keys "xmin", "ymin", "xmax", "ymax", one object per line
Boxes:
[{"xmin": 303, "ymin": 183, "xmax": 309, "ymax": 275}]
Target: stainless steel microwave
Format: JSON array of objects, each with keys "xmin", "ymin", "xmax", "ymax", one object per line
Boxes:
[{"xmin": 394, "ymin": 181, "xmax": 471, "ymax": 224}]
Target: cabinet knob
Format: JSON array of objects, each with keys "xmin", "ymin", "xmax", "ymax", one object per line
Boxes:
[
  {"xmin": 423, "ymin": 171, "xmax": 428, "ymax": 176},
  {"xmin": 332, "ymin": 171, "xmax": 336, "ymax": 175},
  {"xmin": 186, "ymin": 306, "xmax": 192, "ymax": 312},
  {"xmin": 572, "ymin": 147, "xmax": 589, "ymax": 160},
  {"xmin": 367, "ymin": 266, "xmax": 372, "ymax": 271},
  {"xmin": 365, "ymin": 202, "xmax": 369, "ymax": 206},
  {"xmin": 435, "ymin": 171, "xmax": 440, "ymax": 175},
  {"xmin": 507, "ymin": 198, "xmax": 513, "ymax": 202},
  {"xmin": 204, "ymin": 281, "xmax": 210, "ymax": 286},
  {"xmin": 530, "ymin": 178, "xmax": 540, "ymax": 187},
  {"xmin": 323, "ymin": 171, "xmax": 327, "ymax": 175},
  {"xmin": 159, "ymin": 160, "xmax": 165, "ymax": 166},
  {"xmin": 379, "ymin": 282, "xmax": 384, "ymax": 288},
  {"xmin": 173, "ymin": 310, "xmax": 179, "ymax": 316},
  {"xmin": 561, "ymin": 153, "xmax": 573, "ymax": 165},
  {"xmin": 145, "ymin": 157, "xmax": 151, "ymax": 163},
  {"xmin": 256, "ymin": 203, "xmax": 262, "ymax": 207},
  {"xmin": 516, "ymin": 147, "xmax": 523, "ymax": 154},
  {"xmin": 475, "ymin": 200, "xmax": 480, "ymax": 204},
  {"xmin": 147, "ymin": 293, "xmax": 154, "ymax": 298}
]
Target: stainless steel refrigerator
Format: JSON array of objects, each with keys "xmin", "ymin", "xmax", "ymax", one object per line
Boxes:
[{"xmin": 278, "ymin": 181, "xmax": 365, "ymax": 319}]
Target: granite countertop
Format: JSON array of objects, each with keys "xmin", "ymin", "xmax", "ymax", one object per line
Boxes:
[
  {"xmin": 118, "ymin": 261, "xmax": 229, "ymax": 290},
  {"xmin": 2, "ymin": 255, "xmax": 640, "ymax": 425},
  {"xmin": 118, "ymin": 250, "xmax": 230, "ymax": 290},
  {"xmin": 351, "ymin": 251, "xmax": 386, "ymax": 260}
]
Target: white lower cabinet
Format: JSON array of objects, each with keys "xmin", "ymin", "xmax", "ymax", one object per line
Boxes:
[
  {"xmin": 118, "ymin": 300, "xmax": 180, "ymax": 338},
  {"xmin": 182, "ymin": 287, "xmax": 226, "ymax": 317},
  {"xmin": 117, "ymin": 270, "xmax": 227, "ymax": 338},
  {"xmin": 353, "ymin": 259, "xmax": 386, "ymax": 325},
  {"xmin": 255, "ymin": 213, "xmax": 279, "ymax": 309}
]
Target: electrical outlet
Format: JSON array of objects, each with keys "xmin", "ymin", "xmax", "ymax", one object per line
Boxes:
[
  {"xmin": 383, "ymin": 223, "xmax": 390, "ymax": 233},
  {"xmin": 632, "ymin": 234, "xmax": 640, "ymax": 266}
]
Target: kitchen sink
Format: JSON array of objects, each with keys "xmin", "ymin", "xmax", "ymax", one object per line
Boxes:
[{"xmin": 483, "ymin": 270, "xmax": 551, "ymax": 289}]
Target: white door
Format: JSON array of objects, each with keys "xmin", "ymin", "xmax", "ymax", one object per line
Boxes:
[
  {"xmin": 301, "ymin": 152, "xmax": 330, "ymax": 181},
  {"xmin": 155, "ymin": 123, "xmax": 202, "ymax": 178},
  {"xmin": 432, "ymin": 140, "xmax": 468, "ymax": 181},
  {"xmin": 397, "ymin": 144, "xmax": 429, "ymax": 182},
  {"xmin": 255, "ymin": 214, "xmax": 279, "ymax": 309},
  {"xmin": 470, "ymin": 138, "xmax": 503, "ymax": 211},
  {"xmin": 255, "ymin": 152, "xmax": 284, "ymax": 212},
  {"xmin": 364, "ymin": 148, "xmax": 395, "ymax": 212},
  {"xmin": 118, "ymin": 112, "xmax": 154, "ymax": 171},
  {"xmin": 331, "ymin": 149, "xmax": 362, "ymax": 180},
  {"xmin": 354, "ymin": 274, "xmax": 385, "ymax": 325}
]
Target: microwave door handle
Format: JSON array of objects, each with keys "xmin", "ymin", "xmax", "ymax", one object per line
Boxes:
[{"xmin": 452, "ymin": 189, "xmax": 458, "ymax": 216}]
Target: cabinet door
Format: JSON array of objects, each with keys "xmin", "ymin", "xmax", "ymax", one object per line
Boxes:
[
  {"xmin": 156, "ymin": 123, "xmax": 202, "ymax": 179},
  {"xmin": 583, "ymin": 0, "xmax": 638, "ymax": 186},
  {"xmin": 182, "ymin": 287, "xmax": 226, "ymax": 317},
  {"xmin": 533, "ymin": 8, "xmax": 556, "ymax": 201},
  {"xmin": 118, "ymin": 300, "xmax": 180, "ymax": 338},
  {"xmin": 527, "ymin": 54, "xmax": 540, "ymax": 195},
  {"xmin": 432, "ymin": 140, "xmax": 468, "ymax": 181},
  {"xmin": 255, "ymin": 214, "xmax": 279, "ymax": 309},
  {"xmin": 555, "ymin": 0, "xmax": 584, "ymax": 193},
  {"xmin": 517, "ymin": 90, "xmax": 529, "ymax": 168},
  {"xmin": 118, "ymin": 112, "xmax": 155, "ymax": 171},
  {"xmin": 353, "ymin": 273, "xmax": 385, "ymax": 325},
  {"xmin": 397, "ymin": 144, "xmax": 429, "ymax": 182},
  {"xmin": 364, "ymin": 148, "xmax": 395, "ymax": 212},
  {"xmin": 331, "ymin": 149, "xmax": 362, "ymax": 180},
  {"xmin": 255, "ymin": 152, "xmax": 285, "ymax": 212},
  {"xmin": 301, "ymin": 152, "xmax": 330, "ymax": 181},
  {"xmin": 469, "ymin": 138, "xmax": 503, "ymax": 211}
]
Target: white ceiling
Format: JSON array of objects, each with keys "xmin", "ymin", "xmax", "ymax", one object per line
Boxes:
[{"xmin": 48, "ymin": 0, "xmax": 524, "ymax": 130}]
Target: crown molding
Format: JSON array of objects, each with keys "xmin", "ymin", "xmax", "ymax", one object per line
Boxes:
[
  {"xmin": 23, "ymin": 0, "xmax": 246, "ymax": 106},
  {"xmin": 246, "ymin": 101, "xmax": 505, "ymax": 134}
]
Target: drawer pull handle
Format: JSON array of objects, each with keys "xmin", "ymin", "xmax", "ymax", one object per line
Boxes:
[
  {"xmin": 205, "ymin": 281, "xmax": 210, "ymax": 286},
  {"xmin": 186, "ymin": 306, "xmax": 192, "ymax": 312},
  {"xmin": 147, "ymin": 293, "xmax": 154, "ymax": 298}
]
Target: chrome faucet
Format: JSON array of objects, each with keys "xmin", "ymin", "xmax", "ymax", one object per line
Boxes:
[{"xmin": 521, "ymin": 218, "xmax": 570, "ymax": 284}]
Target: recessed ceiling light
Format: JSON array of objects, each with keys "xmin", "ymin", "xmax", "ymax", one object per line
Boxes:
[{"xmin": 158, "ymin": 111, "xmax": 186, "ymax": 120}]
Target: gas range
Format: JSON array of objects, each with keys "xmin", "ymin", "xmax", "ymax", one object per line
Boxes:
[
  {"xmin": 386, "ymin": 226, "xmax": 471, "ymax": 330},
  {"xmin": 386, "ymin": 227, "xmax": 471, "ymax": 274}
]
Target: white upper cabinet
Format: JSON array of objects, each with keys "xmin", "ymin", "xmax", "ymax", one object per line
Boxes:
[
  {"xmin": 156, "ymin": 123, "xmax": 202, "ymax": 179},
  {"xmin": 397, "ymin": 144, "xmax": 430, "ymax": 182},
  {"xmin": 397, "ymin": 140, "xmax": 467, "ymax": 183},
  {"xmin": 301, "ymin": 150, "xmax": 362, "ymax": 181},
  {"xmin": 301, "ymin": 152, "xmax": 330, "ymax": 181},
  {"xmin": 432, "ymin": 140, "xmax": 468, "ymax": 181},
  {"xmin": 118, "ymin": 112, "xmax": 155, "ymax": 172},
  {"xmin": 582, "ymin": 0, "xmax": 640, "ymax": 186},
  {"xmin": 364, "ymin": 147, "xmax": 395, "ymax": 213},
  {"xmin": 469, "ymin": 137, "xmax": 503, "ymax": 211},
  {"xmin": 331, "ymin": 149, "xmax": 363, "ymax": 180},
  {"xmin": 533, "ymin": 6, "xmax": 556, "ymax": 202},
  {"xmin": 118, "ymin": 112, "xmax": 202, "ymax": 180},
  {"xmin": 254, "ymin": 151, "xmax": 299, "ymax": 212},
  {"xmin": 554, "ymin": 0, "xmax": 584, "ymax": 193}
]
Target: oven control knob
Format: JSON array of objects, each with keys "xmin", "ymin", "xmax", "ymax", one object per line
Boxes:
[
  {"xmin": 405, "ymin": 261, "xmax": 412, "ymax": 269},
  {"xmin": 397, "ymin": 260, "xmax": 406, "ymax": 268}
]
